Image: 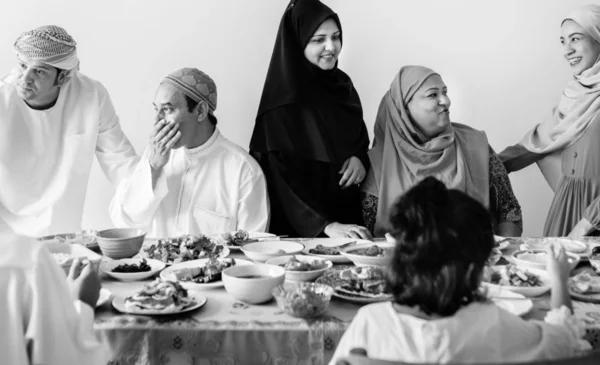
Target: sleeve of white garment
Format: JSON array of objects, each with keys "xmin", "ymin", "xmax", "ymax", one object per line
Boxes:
[
  {"xmin": 328, "ymin": 307, "xmax": 371, "ymax": 365},
  {"xmin": 109, "ymin": 148, "xmax": 168, "ymax": 229},
  {"xmin": 95, "ymin": 83, "xmax": 138, "ymax": 186},
  {"xmin": 237, "ymin": 165, "xmax": 270, "ymax": 232},
  {"xmin": 496, "ymin": 305, "xmax": 591, "ymax": 361},
  {"xmin": 25, "ymin": 246, "xmax": 111, "ymax": 365}
]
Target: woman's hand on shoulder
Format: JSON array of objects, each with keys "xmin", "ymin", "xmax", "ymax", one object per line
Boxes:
[
  {"xmin": 339, "ymin": 156, "xmax": 366, "ymax": 189},
  {"xmin": 325, "ymin": 222, "xmax": 373, "ymax": 240}
]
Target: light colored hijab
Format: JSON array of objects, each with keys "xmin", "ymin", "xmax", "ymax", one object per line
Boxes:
[
  {"xmin": 362, "ymin": 66, "xmax": 489, "ymax": 236},
  {"xmin": 519, "ymin": 5, "xmax": 600, "ymax": 187}
]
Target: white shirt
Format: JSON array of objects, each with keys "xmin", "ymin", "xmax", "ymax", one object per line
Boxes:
[
  {"xmin": 0, "ymin": 71, "xmax": 137, "ymax": 237},
  {"xmin": 110, "ymin": 128, "xmax": 269, "ymax": 237},
  {"xmin": 330, "ymin": 301, "xmax": 590, "ymax": 364},
  {"xmin": 0, "ymin": 233, "xmax": 110, "ymax": 365}
]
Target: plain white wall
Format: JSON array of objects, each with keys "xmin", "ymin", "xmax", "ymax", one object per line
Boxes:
[{"xmin": 0, "ymin": 0, "xmax": 591, "ymax": 236}]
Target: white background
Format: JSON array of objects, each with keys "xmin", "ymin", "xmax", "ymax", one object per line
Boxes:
[{"xmin": 0, "ymin": 0, "xmax": 591, "ymax": 236}]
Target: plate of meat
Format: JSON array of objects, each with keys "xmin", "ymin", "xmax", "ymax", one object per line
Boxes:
[
  {"xmin": 316, "ymin": 266, "xmax": 392, "ymax": 303},
  {"xmin": 160, "ymin": 257, "xmax": 253, "ymax": 289},
  {"xmin": 302, "ymin": 238, "xmax": 372, "ymax": 263}
]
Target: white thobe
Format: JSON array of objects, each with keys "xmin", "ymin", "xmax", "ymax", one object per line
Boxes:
[
  {"xmin": 330, "ymin": 301, "xmax": 590, "ymax": 364},
  {"xmin": 110, "ymin": 128, "xmax": 269, "ymax": 237},
  {"xmin": 0, "ymin": 233, "xmax": 111, "ymax": 365},
  {"xmin": 0, "ymin": 71, "xmax": 137, "ymax": 237}
]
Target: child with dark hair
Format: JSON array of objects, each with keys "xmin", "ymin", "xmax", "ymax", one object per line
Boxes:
[{"xmin": 330, "ymin": 177, "xmax": 590, "ymax": 364}]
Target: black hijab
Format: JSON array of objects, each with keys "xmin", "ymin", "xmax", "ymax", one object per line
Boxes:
[{"xmin": 250, "ymin": 0, "xmax": 369, "ymax": 164}]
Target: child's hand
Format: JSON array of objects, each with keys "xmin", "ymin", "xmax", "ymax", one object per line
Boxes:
[{"xmin": 546, "ymin": 242, "xmax": 570, "ymax": 286}]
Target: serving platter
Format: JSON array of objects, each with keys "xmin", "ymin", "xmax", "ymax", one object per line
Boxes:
[
  {"xmin": 160, "ymin": 258, "xmax": 254, "ymax": 289},
  {"xmin": 112, "ymin": 292, "xmax": 207, "ymax": 315},
  {"xmin": 315, "ymin": 269, "xmax": 392, "ymax": 304},
  {"xmin": 302, "ymin": 238, "xmax": 372, "ymax": 263}
]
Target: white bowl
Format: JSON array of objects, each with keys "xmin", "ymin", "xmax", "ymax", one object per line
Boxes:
[
  {"xmin": 483, "ymin": 266, "xmax": 551, "ymax": 297},
  {"xmin": 512, "ymin": 249, "xmax": 580, "ymax": 272},
  {"xmin": 241, "ymin": 240, "xmax": 305, "ymax": 263},
  {"xmin": 266, "ymin": 255, "xmax": 332, "ymax": 282},
  {"xmin": 340, "ymin": 242, "xmax": 395, "ymax": 267},
  {"xmin": 222, "ymin": 264, "xmax": 285, "ymax": 304},
  {"xmin": 523, "ymin": 237, "xmax": 587, "ymax": 254},
  {"xmin": 101, "ymin": 258, "xmax": 165, "ymax": 281}
]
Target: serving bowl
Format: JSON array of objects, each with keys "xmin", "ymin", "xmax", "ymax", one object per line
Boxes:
[
  {"xmin": 273, "ymin": 281, "xmax": 333, "ymax": 318},
  {"xmin": 240, "ymin": 240, "xmax": 304, "ymax": 263},
  {"xmin": 340, "ymin": 242, "xmax": 395, "ymax": 267},
  {"xmin": 101, "ymin": 258, "xmax": 166, "ymax": 281},
  {"xmin": 265, "ymin": 255, "xmax": 333, "ymax": 282},
  {"xmin": 222, "ymin": 264, "xmax": 285, "ymax": 304},
  {"xmin": 511, "ymin": 249, "xmax": 580, "ymax": 272},
  {"xmin": 95, "ymin": 228, "xmax": 146, "ymax": 259}
]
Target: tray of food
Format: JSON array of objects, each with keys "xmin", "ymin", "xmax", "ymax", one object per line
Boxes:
[
  {"xmin": 482, "ymin": 265, "xmax": 550, "ymax": 297},
  {"xmin": 302, "ymin": 238, "xmax": 372, "ymax": 263},
  {"xmin": 340, "ymin": 243, "xmax": 395, "ymax": 267},
  {"xmin": 142, "ymin": 235, "xmax": 229, "ymax": 264},
  {"xmin": 112, "ymin": 278, "xmax": 207, "ymax": 315},
  {"xmin": 316, "ymin": 266, "xmax": 392, "ymax": 303},
  {"xmin": 569, "ymin": 272, "xmax": 600, "ymax": 303},
  {"xmin": 160, "ymin": 257, "xmax": 253, "ymax": 289},
  {"xmin": 46, "ymin": 241, "xmax": 102, "ymax": 275}
]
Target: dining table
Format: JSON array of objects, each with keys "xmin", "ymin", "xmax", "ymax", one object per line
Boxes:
[{"xmin": 93, "ymin": 237, "xmax": 600, "ymax": 365}]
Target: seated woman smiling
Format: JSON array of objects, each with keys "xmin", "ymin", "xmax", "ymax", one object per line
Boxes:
[
  {"xmin": 361, "ymin": 66, "xmax": 522, "ymax": 238},
  {"xmin": 330, "ymin": 177, "xmax": 590, "ymax": 364}
]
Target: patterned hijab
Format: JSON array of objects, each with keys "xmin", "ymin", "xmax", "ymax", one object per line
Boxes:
[
  {"xmin": 362, "ymin": 66, "xmax": 489, "ymax": 236},
  {"xmin": 519, "ymin": 5, "xmax": 600, "ymax": 156},
  {"xmin": 14, "ymin": 25, "xmax": 79, "ymax": 70}
]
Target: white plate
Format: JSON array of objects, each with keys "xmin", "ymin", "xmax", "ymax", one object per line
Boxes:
[
  {"xmin": 138, "ymin": 240, "xmax": 230, "ymax": 264},
  {"xmin": 101, "ymin": 258, "xmax": 166, "ymax": 281},
  {"xmin": 112, "ymin": 292, "xmax": 207, "ymax": 315},
  {"xmin": 494, "ymin": 235, "xmax": 510, "ymax": 251},
  {"xmin": 160, "ymin": 258, "xmax": 254, "ymax": 289},
  {"xmin": 523, "ymin": 237, "xmax": 587, "ymax": 254},
  {"xmin": 302, "ymin": 238, "xmax": 373, "ymax": 263},
  {"xmin": 485, "ymin": 285, "xmax": 533, "ymax": 316},
  {"xmin": 482, "ymin": 266, "xmax": 551, "ymax": 297},
  {"xmin": 95, "ymin": 288, "xmax": 111, "ymax": 308},
  {"xmin": 315, "ymin": 270, "xmax": 393, "ymax": 304},
  {"xmin": 265, "ymin": 255, "xmax": 333, "ymax": 281}
]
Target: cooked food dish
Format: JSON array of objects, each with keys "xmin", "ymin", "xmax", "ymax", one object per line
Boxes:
[
  {"xmin": 113, "ymin": 259, "xmax": 151, "ymax": 273},
  {"xmin": 308, "ymin": 242, "xmax": 354, "ymax": 256},
  {"xmin": 346, "ymin": 245, "xmax": 391, "ymax": 257},
  {"xmin": 276, "ymin": 286, "xmax": 329, "ymax": 318},
  {"xmin": 164, "ymin": 258, "xmax": 237, "ymax": 283},
  {"xmin": 335, "ymin": 266, "xmax": 389, "ymax": 298},
  {"xmin": 125, "ymin": 279, "xmax": 193, "ymax": 312},
  {"xmin": 144, "ymin": 235, "xmax": 223, "ymax": 264},
  {"xmin": 213, "ymin": 230, "xmax": 250, "ymax": 247},
  {"xmin": 484, "ymin": 265, "xmax": 543, "ymax": 287},
  {"xmin": 52, "ymin": 252, "xmax": 75, "ymax": 265},
  {"xmin": 569, "ymin": 273, "xmax": 600, "ymax": 295},
  {"xmin": 279, "ymin": 256, "xmax": 327, "ymax": 272}
]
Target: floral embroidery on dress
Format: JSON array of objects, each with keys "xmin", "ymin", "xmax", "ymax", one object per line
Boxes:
[{"xmin": 489, "ymin": 146, "xmax": 523, "ymax": 229}]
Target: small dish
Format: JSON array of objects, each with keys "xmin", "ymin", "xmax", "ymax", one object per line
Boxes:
[
  {"xmin": 95, "ymin": 228, "xmax": 146, "ymax": 259},
  {"xmin": 101, "ymin": 258, "xmax": 166, "ymax": 281},
  {"xmin": 222, "ymin": 264, "xmax": 285, "ymax": 304},
  {"xmin": 340, "ymin": 242, "xmax": 395, "ymax": 267},
  {"xmin": 266, "ymin": 255, "xmax": 333, "ymax": 281},
  {"xmin": 273, "ymin": 281, "xmax": 333, "ymax": 318}
]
